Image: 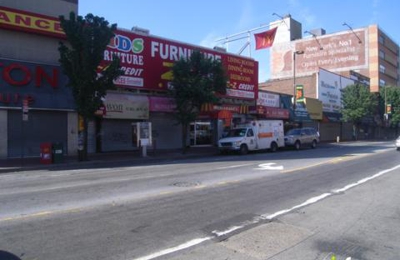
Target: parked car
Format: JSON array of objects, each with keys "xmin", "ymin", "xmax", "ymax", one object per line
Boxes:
[
  {"xmin": 284, "ymin": 127, "xmax": 320, "ymax": 150},
  {"xmin": 396, "ymin": 136, "xmax": 400, "ymax": 150}
]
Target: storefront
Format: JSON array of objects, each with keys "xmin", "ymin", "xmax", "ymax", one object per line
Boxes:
[
  {"xmin": 148, "ymin": 96, "xmax": 181, "ymax": 150},
  {"xmin": 0, "ymin": 58, "xmax": 76, "ymax": 158},
  {"xmin": 99, "ymin": 92, "xmax": 149, "ymax": 152},
  {"xmin": 199, "ymin": 101, "xmax": 254, "ymax": 144},
  {"xmin": 0, "ymin": 4, "xmax": 259, "ymax": 156}
]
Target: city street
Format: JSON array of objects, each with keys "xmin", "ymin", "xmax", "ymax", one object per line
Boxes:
[{"xmin": 0, "ymin": 141, "xmax": 399, "ymax": 260}]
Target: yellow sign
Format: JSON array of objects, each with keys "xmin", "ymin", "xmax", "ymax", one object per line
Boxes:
[
  {"xmin": 0, "ymin": 6, "xmax": 65, "ymax": 38},
  {"xmin": 304, "ymin": 98, "xmax": 323, "ymax": 120}
]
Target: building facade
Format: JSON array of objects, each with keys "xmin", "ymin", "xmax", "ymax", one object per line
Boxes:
[
  {"xmin": 267, "ymin": 15, "xmax": 399, "ymax": 92},
  {"xmin": 260, "ymin": 15, "xmax": 400, "ymax": 141},
  {"xmin": 0, "ymin": 0, "xmax": 260, "ymax": 158}
]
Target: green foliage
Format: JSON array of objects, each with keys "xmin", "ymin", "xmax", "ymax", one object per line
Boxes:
[
  {"xmin": 168, "ymin": 50, "xmax": 227, "ymax": 152},
  {"xmin": 379, "ymin": 86, "xmax": 400, "ymax": 127},
  {"xmin": 58, "ymin": 12, "xmax": 122, "ymax": 160},
  {"xmin": 58, "ymin": 12, "xmax": 122, "ymax": 119},
  {"xmin": 341, "ymin": 83, "xmax": 377, "ymax": 124}
]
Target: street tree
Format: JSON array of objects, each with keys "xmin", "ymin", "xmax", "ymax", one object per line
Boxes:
[
  {"xmin": 341, "ymin": 83, "xmax": 377, "ymax": 140},
  {"xmin": 169, "ymin": 50, "xmax": 227, "ymax": 153},
  {"xmin": 58, "ymin": 12, "xmax": 122, "ymax": 161},
  {"xmin": 379, "ymin": 86, "xmax": 400, "ymax": 131}
]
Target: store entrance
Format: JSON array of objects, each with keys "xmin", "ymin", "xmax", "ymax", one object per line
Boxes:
[{"xmin": 190, "ymin": 121, "xmax": 212, "ymax": 146}]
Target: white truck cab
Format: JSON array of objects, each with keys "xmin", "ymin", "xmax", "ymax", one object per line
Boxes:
[{"xmin": 218, "ymin": 120, "xmax": 284, "ymax": 155}]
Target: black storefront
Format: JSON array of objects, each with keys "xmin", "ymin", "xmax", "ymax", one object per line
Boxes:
[{"xmin": 0, "ymin": 58, "xmax": 75, "ymax": 158}]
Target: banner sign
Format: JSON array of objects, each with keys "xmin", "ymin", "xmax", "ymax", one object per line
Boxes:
[
  {"xmin": 103, "ymin": 93, "xmax": 149, "ymax": 119},
  {"xmin": 101, "ymin": 29, "xmax": 259, "ymax": 100},
  {"xmin": 0, "ymin": 6, "xmax": 65, "ymax": 38},
  {"xmin": 257, "ymin": 92, "xmax": 280, "ymax": 107},
  {"xmin": 0, "ymin": 58, "xmax": 74, "ymax": 109},
  {"xmin": 148, "ymin": 96, "xmax": 176, "ymax": 112}
]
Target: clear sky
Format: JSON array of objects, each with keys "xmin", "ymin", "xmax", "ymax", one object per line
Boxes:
[{"xmin": 79, "ymin": 0, "xmax": 400, "ymax": 83}]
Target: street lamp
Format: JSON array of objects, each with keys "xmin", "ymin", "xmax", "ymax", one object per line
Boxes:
[{"xmin": 293, "ymin": 50, "xmax": 304, "ymax": 111}]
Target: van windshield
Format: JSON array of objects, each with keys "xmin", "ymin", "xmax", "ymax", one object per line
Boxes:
[{"xmin": 226, "ymin": 128, "xmax": 247, "ymax": 137}]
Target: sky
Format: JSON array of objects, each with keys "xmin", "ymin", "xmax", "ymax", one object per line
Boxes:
[{"xmin": 79, "ymin": 0, "xmax": 400, "ymax": 83}]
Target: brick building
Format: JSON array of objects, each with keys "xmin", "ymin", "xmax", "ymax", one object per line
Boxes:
[{"xmin": 259, "ymin": 15, "xmax": 399, "ymax": 141}]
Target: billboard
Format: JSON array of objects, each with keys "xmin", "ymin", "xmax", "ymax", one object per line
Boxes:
[
  {"xmin": 318, "ymin": 68, "xmax": 354, "ymax": 113},
  {"xmin": 271, "ymin": 29, "xmax": 367, "ymax": 78},
  {"xmin": 100, "ymin": 29, "xmax": 259, "ymax": 100}
]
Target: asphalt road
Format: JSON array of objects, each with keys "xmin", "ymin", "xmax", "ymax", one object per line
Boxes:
[{"xmin": 0, "ymin": 141, "xmax": 398, "ymax": 260}]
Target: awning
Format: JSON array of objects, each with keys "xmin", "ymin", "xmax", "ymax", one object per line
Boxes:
[
  {"xmin": 249, "ymin": 105, "xmax": 289, "ymax": 119},
  {"xmin": 322, "ymin": 112, "xmax": 342, "ymax": 123}
]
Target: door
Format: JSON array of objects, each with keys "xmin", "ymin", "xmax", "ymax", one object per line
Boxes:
[{"xmin": 246, "ymin": 128, "xmax": 257, "ymax": 150}]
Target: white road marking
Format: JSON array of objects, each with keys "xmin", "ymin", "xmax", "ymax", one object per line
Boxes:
[
  {"xmin": 216, "ymin": 164, "xmax": 252, "ymax": 169},
  {"xmin": 256, "ymin": 162, "xmax": 284, "ymax": 170},
  {"xmin": 133, "ymin": 237, "xmax": 213, "ymax": 260},
  {"xmin": 132, "ymin": 163, "xmax": 400, "ymax": 260}
]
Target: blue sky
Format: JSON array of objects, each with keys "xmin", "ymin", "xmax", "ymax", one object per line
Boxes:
[{"xmin": 79, "ymin": 0, "xmax": 400, "ymax": 82}]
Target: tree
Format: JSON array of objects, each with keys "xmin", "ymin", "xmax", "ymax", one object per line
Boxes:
[
  {"xmin": 58, "ymin": 12, "xmax": 122, "ymax": 161},
  {"xmin": 341, "ymin": 83, "xmax": 377, "ymax": 140},
  {"xmin": 379, "ymin": 86, "xmax": 400, "ymax": 130},
  {"xmin": 168, "ymin": 50, "xmax": 227, "ymax": 153}
]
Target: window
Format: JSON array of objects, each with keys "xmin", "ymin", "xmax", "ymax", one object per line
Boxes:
[
  {"xmin": 247, "ymin": 129, "xmax": 254, "ymax": 137},
  {"xmin": 379, "ymin": 35, "xmax": 385, "ymax": 44},
  {"xmin": 379, "ymin": 50, "xmax": 385, "ymax": 59},
  {"xmin": 379, "ymin": 79, "xmax": 386, "ymax": 87},
  {"xmin": 379, "ymin": 65, "xmax": 386, "ymax": 73}
]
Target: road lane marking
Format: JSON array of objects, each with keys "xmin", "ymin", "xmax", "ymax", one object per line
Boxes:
[
  {"xmin": 215, "ymin": 164, "xmax": 252, "ymax": 170},
  {"xmin": 132, "ymin": 163, "xmax": 400, "ymax": 260},
  {"xmin": 133, "ymin": 237, "xmax": 213, "ymax": 260}
]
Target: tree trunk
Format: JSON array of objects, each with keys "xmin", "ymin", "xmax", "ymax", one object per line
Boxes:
[
  {"xmin": 181, "ymin": 123, "xmax": 188, "ymax": 154},
  {"xmin": 352, "ymin": 123, "xmax": 358, "ymax": 140},
  {"xmin": 78, "ymin": 116, "xmax": 89, "ymax": 162},
  {"xmin": 82, "ymin": 117, "xmax": 89, "ymax": 161}
]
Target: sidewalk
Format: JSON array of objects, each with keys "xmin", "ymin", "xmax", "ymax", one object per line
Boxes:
[
  {"xmin": 0, "ymin": 146, "xmax": 219, "ymax": 174},
  {"xmin": 0, "ymin": 140, "xmax": 386, "ymax": 174}
]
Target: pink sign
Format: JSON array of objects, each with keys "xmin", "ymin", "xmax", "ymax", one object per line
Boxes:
[{"xmin": 149, "ymin": 96, "xmax": 175, "ymax": 112}]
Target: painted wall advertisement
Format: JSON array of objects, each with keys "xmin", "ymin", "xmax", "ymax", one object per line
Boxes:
[
  {"xmin": 318, "ymin": 68, "xmax": 354, "ymax": 113},
  {"xmin": 100, "ymin": 29, "xmax": 259, "ymax": 100},
  {"xmin": 271, "ymin": 29, "xmax": 367, "ymax": 78}
]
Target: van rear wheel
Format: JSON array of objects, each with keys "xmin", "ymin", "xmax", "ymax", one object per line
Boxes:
[
  {"xmin": 270, "ymin": 142, "xmax": 278, "ymax": 152},
  {"xmin": 294, "ymin": 141, "xmax": 301, "ymax": 150},
  {"xmin": 239, "ymin": 144, "xmax": 248, "ymax": 155},
  {"xmin": 311, "ymin": 140, "xmax": 317, "ymax": 149}
]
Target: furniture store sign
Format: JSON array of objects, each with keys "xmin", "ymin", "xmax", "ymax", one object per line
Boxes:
[{"xmin": 101, "ymin": 29, "xmax": 259, "ymax": 100}]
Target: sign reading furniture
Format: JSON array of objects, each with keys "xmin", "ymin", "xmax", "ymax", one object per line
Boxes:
[{"xmin": 101, "ymin": 29, "xmax": 259, "ymax": 100}]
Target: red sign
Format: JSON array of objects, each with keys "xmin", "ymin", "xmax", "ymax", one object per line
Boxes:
[
  {"xmin": 250, "ymin": 105, "xmax": 289, "ymax": 119},
  {"xmin": 101, "ymin": 29, "xmax": 258, "ymax": 100}
]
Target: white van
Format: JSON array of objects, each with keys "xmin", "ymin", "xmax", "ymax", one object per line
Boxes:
[{"xmin": 218, "ymin": 120, "xmax": 285, "ymax": 155}]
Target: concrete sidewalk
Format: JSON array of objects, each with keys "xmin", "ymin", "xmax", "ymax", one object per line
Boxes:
[{"xmin": 0, "ymin": 146, "xmax": 219, "ymax": 174}]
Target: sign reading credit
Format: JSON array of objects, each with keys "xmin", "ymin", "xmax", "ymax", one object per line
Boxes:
[{"xmin": 101, "ymin": 29, "xmax": 259, "ymax": 100}]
